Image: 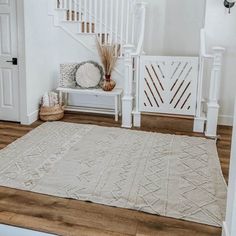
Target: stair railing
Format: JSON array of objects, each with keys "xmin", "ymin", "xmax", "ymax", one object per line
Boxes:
[
  {"xmin": 131, "ymin": 2, "xmax": 147, "ymax": 127},
  {"xmin": 194, "ymin": 29, "xmax": 214, "ymax": 133},
  {"xmin": 122, "ymin": 2, "xmax": 147, "ymax": 128},
  {"xmin": 205, "ymin": 46, "xmax": 225, "ymax": 137},
  {"xmin": 57, "ymin": 0, "xmax": 139, "ymax": 57},
  {"xmin": 194, "ymin": 28, "xmax": 225, "ymax": 137}
]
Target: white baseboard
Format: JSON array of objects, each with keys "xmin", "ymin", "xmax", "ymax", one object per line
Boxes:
[
  {"xmin": 222, "ymin": 221, "xmax": 229, "ymax": 236},
  {"xmin": 21, "ymin": 110, "xmax": 39, "ymax": 125},
  {"xmin": 218, "ymin": 115, "xmax": 234, "ymax": 126},
  {"xmin": 19, "ymin": 109, "xmax": 234, "ymax": 127}
]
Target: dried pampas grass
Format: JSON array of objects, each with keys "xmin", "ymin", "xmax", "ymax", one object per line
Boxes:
[{"xmin": 96, "ymin": 40, "xmax": 120, "ymax": 76}]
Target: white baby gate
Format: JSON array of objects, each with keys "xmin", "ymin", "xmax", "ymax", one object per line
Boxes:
[{"xmin": 138, "ymin": 56, "xmax": 199, "ymax": 116}]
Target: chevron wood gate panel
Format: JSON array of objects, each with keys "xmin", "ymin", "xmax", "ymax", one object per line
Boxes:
[{"xmin": 139, "ymin": 56, "xmax": 199, "ymax": 116}]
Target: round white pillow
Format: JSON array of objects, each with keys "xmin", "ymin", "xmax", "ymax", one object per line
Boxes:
[{"xmin": 75, "ymin": 62, "xmax": 102, "ymax": 88}]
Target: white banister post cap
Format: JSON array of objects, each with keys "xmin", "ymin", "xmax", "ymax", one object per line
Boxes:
[{"xmin": 124, "ymin": 44, "xmax": 135, "ymax": 49}]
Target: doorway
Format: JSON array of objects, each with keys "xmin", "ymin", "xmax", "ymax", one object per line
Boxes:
[{"xmin": 0, "ymin": 0, "xmax": 20, "ymax": 122}]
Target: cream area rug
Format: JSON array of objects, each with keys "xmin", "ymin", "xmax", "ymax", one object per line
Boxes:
[{"xmin": 0, "ymin": 122, "xmax": 227, "ymax": 227}]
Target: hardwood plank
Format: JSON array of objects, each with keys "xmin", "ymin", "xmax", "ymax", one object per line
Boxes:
[
  {"xmin": 136, "ymin": 221, "xmax": 221, "ymax": 236},
  {"xmin": 0, "ymin": 113, "xmax": 232, "ymax": 236},
  {"xmin": 0, "ymin": 213, "xmax": 132, "ymax": 236},
  {"xmin": 0, "ymin": 188, "xmax": 138, "ymax": 235}
]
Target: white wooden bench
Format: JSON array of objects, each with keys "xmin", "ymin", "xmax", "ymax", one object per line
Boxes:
[{"xmin": 57, "ymin": 87, "xmax": 123, "ymax": 121}]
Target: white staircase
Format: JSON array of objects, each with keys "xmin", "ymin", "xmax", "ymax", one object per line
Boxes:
[
  {"xmin": 50, "ymin": 0, "xmax": 146, "ymax": 57},
  {"xmin": 49, "ymin": 1, "xmax": 225, "ymax": 137}
]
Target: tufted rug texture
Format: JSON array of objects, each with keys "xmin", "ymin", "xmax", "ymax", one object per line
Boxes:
[{"xmin": 0, "ymin": 122, "xmax": 227, "ymax": 227}]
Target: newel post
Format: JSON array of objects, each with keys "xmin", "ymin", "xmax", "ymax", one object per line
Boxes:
[
  {"xmin": 205, "ymin": 47, "xmax": 225, "ymax": 138},
  {"xmin": 122, "ymin": 45, "xmax": 135, "ymax": 128}
]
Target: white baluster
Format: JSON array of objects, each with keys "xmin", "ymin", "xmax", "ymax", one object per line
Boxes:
[
  {"xmin": 205, "ymin": 47, "xmax": 225, "ymax": 138},
  {"xmin": 100, "ymin": 0, "xmax": 103, "ymax": 44},
  {"xmin": 125, "ymin": 0, "xmax": 130, "ymax": 44},
  {"xmin": 84, "ymin": 0, "xmax": 87, "ymax": 32},
  {"xmin": 78, "ymin": 0, "xmax": 82, "ymax": 21},
  {"xmin": 131, "ymin": 1, "xmax": 135, "ymax": 44},
  {"xmin": 94, "ymin": 0, "xmax": 98, "ymax": 33},
  {"xmin": 120, "ymin": 0, "xmax": 124, "ymax": 55},
  {"xmin": 89, "ymin": 0, "xmax": 92, "ymax": 33},
  {"xmin": 69, "ymin": 0, "xmax": 72, "ymax": 21},
  {"xmin": 133, "ymin": 1, "xmax": 147, "ymax": 127},
  {"xmin": 122, "ymin": 45, "xmax": 135, "ymax": 128},
  {"xmin": 73, "ymin": 0, "xmax": 77, "ymax": 21},
  {"xmin": 135, "ymin": 2, "xmax": 147, "ymax": 54},
  {"xmin": 115, "ymin": 0, "xmax": 119, "ymax": 56},
  {"xmin": 110, "ymin": 0, "xmax": 114, "ymax": 44},
  {"xmin": 104, "ymin": 0, "xmax": 108, "ymax": 44},
  {"xmin": 193, "ymin": 29, "xmax": 209, "ymax": 133}
]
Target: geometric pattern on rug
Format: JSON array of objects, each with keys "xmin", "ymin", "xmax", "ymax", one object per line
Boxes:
[{"xmin": 0, "ymin": 122, "xmax": 227, "ymax": 227}]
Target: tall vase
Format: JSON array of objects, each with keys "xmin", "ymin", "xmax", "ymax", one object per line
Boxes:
[{"xmin": 102, "ymin": 75, "xmax": 116, "ymax": 92}]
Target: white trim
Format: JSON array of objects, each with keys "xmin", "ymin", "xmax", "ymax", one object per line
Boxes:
[
  {"xmin": 27, "ymin": 110, "xmax": 39, "ymax": 124},
  {"xmin": 222, "ymin": 221, "xmax": 229, "ymax": 236},
  {"xmin": 193, "ymin": 116, "xmax": 206, "ymax": 133},
  {"xmin": 122, "ymin": 96, "xmax": 133, "ymax": 128},
  {"xmin": 133, "ymin": 111, "xmax": 141, "ymax": 127},
  {"xmin": 21, "ymin": 110, "xmax": 39, "ymax": 125},
  {"xmin": 218, "ymin": 115, "xmax": 234, "ymax": 126},
  {"xmin": 16, "ymin": 0, "xmax": 28, "ymax": 124}
]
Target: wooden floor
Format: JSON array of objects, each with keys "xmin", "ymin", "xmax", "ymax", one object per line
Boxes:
[{"xmin": 0, "ymin": 113, "xmax": 232, "ymax": 236}]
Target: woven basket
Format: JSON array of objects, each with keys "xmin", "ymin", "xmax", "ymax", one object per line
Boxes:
[{"xmin": 39, "ymin": 104, "xmax": 65, "ymax": 121}]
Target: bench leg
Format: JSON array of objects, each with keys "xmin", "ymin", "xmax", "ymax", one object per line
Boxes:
[
  {"xmin": 118, "ymin": 94, "xmax": 122, "ymax": 116},
  {"xmin": 115, "ymin": 95, "xmax": 118, "ymax": 122},
  {"xmin": 59, "ymin": 91, "xmax": 63, "ymax": 106},
  {"xmin": 65, "ymin": 93, "xmax": 69, "ymax": 106}
]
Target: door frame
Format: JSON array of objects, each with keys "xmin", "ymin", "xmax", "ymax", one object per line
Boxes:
[{"xmin": 16, "ymin": 0, "xmax": 27, "ymax": 124}]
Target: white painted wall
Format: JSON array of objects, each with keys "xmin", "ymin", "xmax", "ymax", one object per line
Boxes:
[
  {"xmin": 22, "ymin": 0, "xmax": 124, "ymax": 123},
  {"xmin": 23, "ymin": 0, "xmax": 57, "ymax": 123},
  {"xmin": 22, "ymin": 0, "xmax": 102, "ymax": 122},
  {"xmin": 204, "ymin": 0, "xmax": 236, "ymax": 125},
  {"xmin": 223, "ymin": 99, "xmax": 236, "ymax": 236},
  {"xmin": 143, "ymin": 0, "xmax": 206, "ymax": 56},
  {"xmin": 143, "ymin": 0, "xmax": 167, "ymax": 55}
]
